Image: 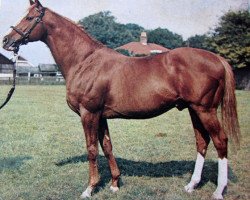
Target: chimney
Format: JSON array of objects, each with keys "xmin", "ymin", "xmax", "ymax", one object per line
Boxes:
[{"xmin": 140, "ymin": 32, "xmax": 147, "ymax": 45}]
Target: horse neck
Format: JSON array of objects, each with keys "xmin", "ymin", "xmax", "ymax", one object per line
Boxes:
[{"xmin": 42, "ymin": 9, "xmax": 103, "ymax": 79}]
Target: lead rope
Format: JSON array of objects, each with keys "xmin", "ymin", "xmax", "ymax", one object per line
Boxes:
[{"xmin": 0, "ymin": 52, "xmax": 18, "ymax": 110}]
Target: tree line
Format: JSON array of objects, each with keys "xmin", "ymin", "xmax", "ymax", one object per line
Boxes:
[{"xmin": 78, "ymin": 10, "xmax": 250, "ymax": 69}]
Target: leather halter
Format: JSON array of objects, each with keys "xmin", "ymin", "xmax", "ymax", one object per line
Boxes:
[{"xmin": 10, "ymin": 7, "xmax": 45, "ymax": 52}]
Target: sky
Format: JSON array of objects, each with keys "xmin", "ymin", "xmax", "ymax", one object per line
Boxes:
[{"xmin": 0, "ymin": 0, "xmax": 249, "ymax": 65}]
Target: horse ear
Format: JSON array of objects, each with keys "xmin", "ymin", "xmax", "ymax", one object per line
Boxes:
[
  {"xmin": 29, "ymin": 0, "xmax": 35, "ymax": 5},
  {"xmin": 35, "ymin": 0, "xmax": 43, "ymax": 8}
]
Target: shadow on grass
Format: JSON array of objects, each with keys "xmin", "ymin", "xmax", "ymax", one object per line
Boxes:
[
  {"xmin": 0, "ymin": 156, "xmax": 32, "ymax": 172},
  {"xmin": 56, "ymin": 154, "xmax": 237, "ymax": 189}
]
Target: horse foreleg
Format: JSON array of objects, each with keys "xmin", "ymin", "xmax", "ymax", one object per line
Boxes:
[
  {"xmin": 185, "ymin": 107, "xmax": 211, "ymax": 193},
  {"xmin": 80, "ymin": 108, "xmax": 101, "ymax": 199},
  {"xmin": 99, "ymin": 118, "xmax": 120, "ymax": 192}
]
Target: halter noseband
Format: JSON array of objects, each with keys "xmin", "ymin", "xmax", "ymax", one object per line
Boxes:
[{"xmin": 10, "ymin": 7, "xmax": 45, "ymax": 52}]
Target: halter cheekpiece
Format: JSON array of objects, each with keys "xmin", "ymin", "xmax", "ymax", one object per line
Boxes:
[{"xmin": 10, "ymin": 7, "xmax": 45, "ymax": 52}]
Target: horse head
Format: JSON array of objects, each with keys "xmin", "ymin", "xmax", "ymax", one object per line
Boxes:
[{"xmin": 2, "ymin": 0, "xmax": 46, "ymax": 53}]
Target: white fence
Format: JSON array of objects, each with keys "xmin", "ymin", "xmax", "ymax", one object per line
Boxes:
[{"xmin": 0, "ymin": 76, "xmax": 65, "ymax": 85}]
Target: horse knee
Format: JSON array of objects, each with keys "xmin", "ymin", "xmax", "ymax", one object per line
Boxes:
[
  {"xmin": 87, "ymin": 145, "xmax": 98, "ymax": 161},
  {"xmin": 102, "ymin": 139, "xmax": 113, "ymax": 158}
]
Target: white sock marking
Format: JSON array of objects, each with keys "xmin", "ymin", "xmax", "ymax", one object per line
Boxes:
[
  {"xmin": 185, "ymin": 153, "xmax": 205, "ymax": 193},
  {"xmin": 212, "ymin": 158, "xmax": 228, "ymax": 200}
]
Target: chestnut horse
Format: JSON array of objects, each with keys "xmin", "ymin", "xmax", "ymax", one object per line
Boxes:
[{"xmin": 2, "ymin": 1, "xmax": 240, "ymax": 199}]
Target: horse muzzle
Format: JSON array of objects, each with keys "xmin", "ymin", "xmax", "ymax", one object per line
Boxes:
[{"xmin": 2, "ymin": 36, "xmax": 20, "ymax": 52}]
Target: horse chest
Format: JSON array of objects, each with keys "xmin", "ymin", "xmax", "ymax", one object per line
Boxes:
[{"xmin": 66, "ymin": 85, "xmax": 106, "ymax": 114}]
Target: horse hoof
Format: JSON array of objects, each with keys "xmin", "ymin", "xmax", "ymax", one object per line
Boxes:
[
  {"xmin": 184, "ymin": 184, "xmax": 194, "ymax": 193},
  {"xmin": 80, "ymin": 192, "xmax": 91, "ymax": 199},
  {"xmin": 212, "ymin": 192, "xmax": 223, "ymax": 200},
  {"xmin": 80, "ymin": 193, "xmax": 91, "ymax": 199},
  {"xmin": 80, "ymin": 187, "xmax": 92, "ymax": 199},
  {"xmin": 110, "ymin": 186, "xmax": 119, "ymax": 193}
]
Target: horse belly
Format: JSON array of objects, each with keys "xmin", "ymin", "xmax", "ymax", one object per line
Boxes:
[{"xmin": 103, "ymin": 84, "xmax": 177, "ymax": 119}]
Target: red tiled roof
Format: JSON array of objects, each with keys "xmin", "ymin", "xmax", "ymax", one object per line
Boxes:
[{"xmin": 116, "ymin": 42, "xmax": 170, "ymax": 55}]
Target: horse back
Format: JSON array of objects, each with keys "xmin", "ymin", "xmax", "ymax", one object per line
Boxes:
[
  {"xmin": 67, "ymin": 47, "xmax": 226, "ymax": 118},
  {"xmin": 104, "ymin": 48, "xmax": 226, "ymax": 118}
]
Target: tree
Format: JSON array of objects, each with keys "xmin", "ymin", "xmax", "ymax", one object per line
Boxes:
[
  {"xmin": 186, "ymin": 34, "xmax": 210, "ymax": 50},
  {"xmin": 208, "ymin": 10, "xmax": 250, "ymax": 68},
  {"xmin": 147, "ymin": 28, "xmax": 184, "ymax": 49},
  {"xmin": 125, "ymin": 23, "xmax": 144, "ymax": 41},
  {"xmin": 79, "ymin": 11, "xmax": 185, "ymax": 50},
  {"xmin": 115, "ymin": 49, "xmax": 131, "ymax": 56},
  {"xmin": 78, "ymin": 11, "xmax": 144, "ymax": 48}
]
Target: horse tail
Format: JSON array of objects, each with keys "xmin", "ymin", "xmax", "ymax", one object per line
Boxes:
[{"xmin": 219, "ymin": 56, "xmax": 241, "ymax": 147}]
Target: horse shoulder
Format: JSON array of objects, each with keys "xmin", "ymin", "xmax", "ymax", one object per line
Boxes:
[{"xmin": 66, "ymin": 58, "xmax": 113, "ymax": 114}]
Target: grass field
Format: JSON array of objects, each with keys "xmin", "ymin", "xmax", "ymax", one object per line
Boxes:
[{"xmin": 0, "ymin": 85, "xmax": 249, "ymax": 200}]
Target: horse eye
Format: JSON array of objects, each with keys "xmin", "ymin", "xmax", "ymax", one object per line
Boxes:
[{"xmin": 26, "ymin": 16, "xmax": 34, "ymax": 21}]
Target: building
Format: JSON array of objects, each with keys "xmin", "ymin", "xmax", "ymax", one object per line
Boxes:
[
  {"xmin": 38, "ymin": 63, "xmax": 64, "ymax": 83},
  {"xmin": 116, "ymin": 32, "xmax": 170, "ymax": 56},
  {"xmin": 0, "ymin": 53, "xmax": 57, "ymax": 78},
  {"xmin": 38, "ymin": 64, "xmax": 61, "ymax": 76},
  {"xmin": 0, "ymin": 53, "xmax": 64, "ymax": 84},
  {"xmin": 15, "ymin": 55, "xmax": 39, "ymax": 77},
  {"xmin": 0, "ymin": 53, "xmax": 14, "ymax": 78}
]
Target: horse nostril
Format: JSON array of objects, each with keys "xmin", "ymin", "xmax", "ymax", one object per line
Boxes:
[{"xmin": 3, "ymin": 36, "xmax": 9, "ymax": 45}]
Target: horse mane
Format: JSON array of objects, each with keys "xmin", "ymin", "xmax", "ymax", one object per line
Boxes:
[{"xmin": 45, "ymin": 7, "xmax": 104, "ymax": 48}]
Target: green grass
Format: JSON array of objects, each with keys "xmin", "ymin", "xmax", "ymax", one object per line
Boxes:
[{"xmin": 0, "ymin": 85, "xmax": 249, "ymax": 200}]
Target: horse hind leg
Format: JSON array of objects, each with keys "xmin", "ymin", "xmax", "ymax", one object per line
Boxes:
[
  {"xmin": 185, "ymin": 107, "xmax": 211, "ymax": 193},
  {"xmin": 98, "ymin": 118, "xmax": 121, "ymax": 192},
  {"xmin": 193, "ymin": 107, "xmax": 228, "ymax": 200}
]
